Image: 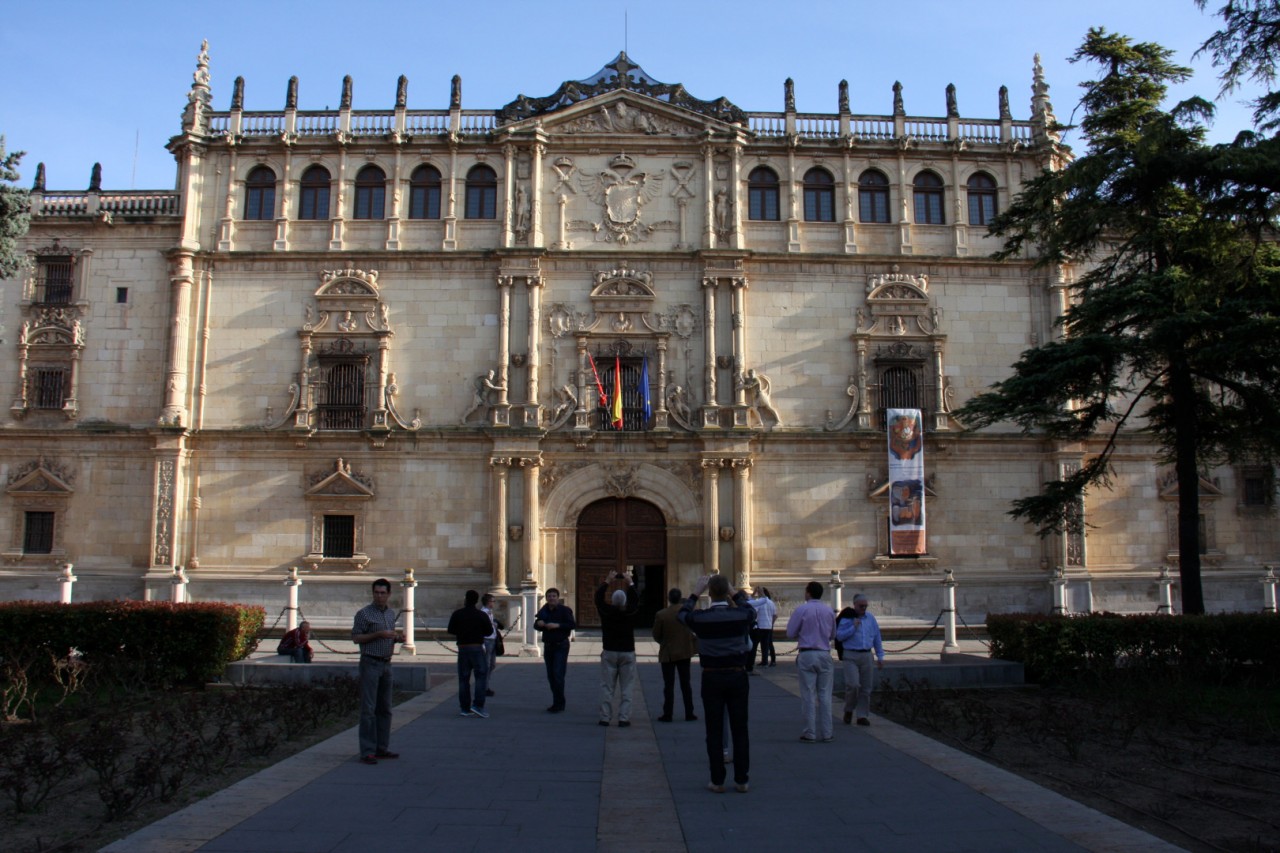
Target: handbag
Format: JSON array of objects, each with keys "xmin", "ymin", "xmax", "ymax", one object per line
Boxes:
[{"xmin": 494, "ymin": 632, "xmax": 506, "ymax": 656}]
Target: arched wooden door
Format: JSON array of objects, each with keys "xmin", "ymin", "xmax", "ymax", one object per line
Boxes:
[{"xmin": 575, "ymin": 498, "xmax": 667, "ymax": 628}]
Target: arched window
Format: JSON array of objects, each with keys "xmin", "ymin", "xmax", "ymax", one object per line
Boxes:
[
  {"xmin": 913, "ymin": 171, "xmax": 945, "ymax": 225},
  {"xmin": 747, "ymin": 166, "xmax": 780, "ymax": 221},
  {"xmin": 465, "ymin": 165, "xmax": 497, "ymax": 219},
  {"xmin": 408, "ymin": 164, "xmax": 442, "ymax": 219},
  {"xmin": 967, "ymin": 172, "xmax": 998, "ymax": 226},
  {"xmin": 298, "ymin": 165, "xmax": 331, "ymax": 221},
  {"xmin": 858, "ymin": 169, "xmax": 891, "ymax": 223},
  {"xmin": 243, "ymin": 166, "xmax": 276, "ymax": 221},
  {"xmin": 353, "ymin": 165, "xmax": 386, "ymax": 220},
  {"xmin": 803, "ymin": 167, "xmax": 836, "ymax": 222}
]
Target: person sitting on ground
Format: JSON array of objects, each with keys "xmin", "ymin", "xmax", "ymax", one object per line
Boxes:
[{"xmin": 277, "ymin": 620, "xmax": 314, "ymax": 663}]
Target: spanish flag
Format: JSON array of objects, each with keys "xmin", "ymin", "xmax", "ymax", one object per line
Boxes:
[{"xmin": 610, "ymin": 356, "xmax": 624, "ymax": 429}]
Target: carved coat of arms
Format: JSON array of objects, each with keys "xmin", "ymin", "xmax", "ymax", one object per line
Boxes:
[{"xmin": 578, "ymin": 153, "xmax": 665, "ymax": 244}]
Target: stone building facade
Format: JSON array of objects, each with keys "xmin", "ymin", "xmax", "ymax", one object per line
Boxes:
[{"xmin": 3, "ymin": 45, "xmax": 1275, "ymax": 636}]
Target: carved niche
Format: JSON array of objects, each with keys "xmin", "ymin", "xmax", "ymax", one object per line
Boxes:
[
  {"xmin": 303, "ymin": 458, "xmax": 374, "ymax": 569},
  {"xmin": 4, "ymin": 457, "xmax": 75, "ymax": 563}
]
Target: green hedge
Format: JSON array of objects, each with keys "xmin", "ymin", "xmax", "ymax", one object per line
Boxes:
[
  {"xmin": 987, "ymin": 612, "xmax": 1280, "ymax": 684},
  {"xmin": 0, "ymin": 600, "xmax": 264, "ymax": 687}
]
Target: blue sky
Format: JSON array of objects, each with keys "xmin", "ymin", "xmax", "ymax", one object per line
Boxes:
[{"xmin": 0, "ymin": 0, "xmax": 1263, "ymax": 191}]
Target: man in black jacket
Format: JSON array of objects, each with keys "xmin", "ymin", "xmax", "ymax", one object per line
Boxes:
[
  {"xmin": 595, "ymin": 571, "xmax": 640, "ymax": 727},
  {"xmin": 447, "ymin": 590, "xmax": 493, "ymax": 718},
  {"xmin": 534, "ymin": 588, "xmax": 576, "ymax": 712}
]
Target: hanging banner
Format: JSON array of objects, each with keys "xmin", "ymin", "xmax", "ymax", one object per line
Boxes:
[{"xmin": 886, "ymin": 408, "xmax": 925, "ymax": 555}]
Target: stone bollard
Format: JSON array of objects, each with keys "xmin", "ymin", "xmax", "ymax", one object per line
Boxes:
[
  {"xmin": 941, "ymin": 566, "xmax": 959, "ymax": 655},
  {"xmin": 1156, "ymin": 565, "xmax": 1175, "ymax": 614},
  {"xmin": 400, "ymin": 567, "xmax": 418, "ymax": 655},
  {"xmin": 284, "ymin": 566, "xmax": 302, "ymax": 631},
  {"xmin": 170, "ymin": 565, "xmax": 189, "ymax": 604},
  {"xmin": 1050, "ymin": 566, "xmax": 1068, "ymax": 615},
  {"xmin": 59, "ymin": 562, "xmax": 76, "ymax": 604},
  {"xmin": 521, "ymin": 578, "xmax": 540, "ymax": 655},
  {"xmin": 1262, "ymin": 565, "xmax": 1278, "ymax": 614},
  {"xmin": 829, "ymin": 569, "xmax": 844, "ymax": 614}
]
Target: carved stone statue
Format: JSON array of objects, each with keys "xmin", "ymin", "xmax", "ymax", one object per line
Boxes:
[
  {"xmin": 738, "ymin": 369, "xmax": 781, "ymax": 427},
  {"xmin": 396, "ymin": 75, "xmax": 408, "ymax": 109},
  {"xmin": 714, "ymin": 188, "xmax": 731, "ymax": 234},
  {"xmin": 88, "ymin": 163, "xmax": 102, "ymax": 193},
  {"xmin": 450, "ymin": 75, "xmax": 462, "ymax": 110},
  {"xmin": 286, "ymin": 76, "xmax": 298, "ymax": 111},
  {"xmin": 515, "ymin": 183, "xmax": 531, "ymax": 233},
  {"xmin": 340, "ymin": 75, "xmax": 353, "ymax": 110},
  {"xmin": 460, "ymin": 370, "xmax": 504, "ymax": 424},
  {"xmin": 893, "ymin": 81, "xmax": 904, "ymax": 116},
  {"xmin": 784, "ymin": 78, "xmax": 795, "ymax": 113},
  {"xmin": 946, "ymin": 83, "xmax": 958, "ymax": 118},
  {"xmin": 548, "ymin": 383, "xmax": 577, "ymax": 428}
]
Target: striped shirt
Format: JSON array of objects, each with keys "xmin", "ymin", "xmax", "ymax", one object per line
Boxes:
[
  {"xmin": 679, "ymin": 598, "xmax": 755, "ymax": 669},
  {"xmin": 352, "ymin": 603, "xmax": 399, "ymax": 658}
]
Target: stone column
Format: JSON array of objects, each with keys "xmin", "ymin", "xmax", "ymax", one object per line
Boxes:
[
  {"xmin": 217, "ymin": 147, "xmax": 237, "ymax": 252},
  {"xmin": 521, "ymin": 456, "xmax": 542, "ymax": 590},
  {"xmin": 855, "ymin": 337, "xmax": 871, "ymax": 429},
  {"xmin": 443, "ymin": 142, "xmax": 459, "ymax": 251},
  {"xmin": 531, "ymin": 141, "xmax": 546, "ymax": 247},
  {"xmin": 731, "ymin": 277, "xmax": 748, "ymax": 407},
  {"xmin": 329, "ymin": 144, "xmax": 347, "ymax": 250},
  {"xmin": 502, "ymin": 143, "xmax": 516, "ymax": 247},
  {"xmin": 160, "ymin": 250, "xmax": 195, "ymax": 427},
  {"xmin": 274, "ymin": 143, "xmax": 292, "ymax": 251},
  {"xmin": 59, "ymin": 563, "xmax": 76, "ymax": 604},
  {"xmin": 703, "ymin": 142, "xmax": 716, "ymax": 248},
  {"xmin": 386, "ymin": 144, "xmax": 403, "ymax": 250},
  {"xmin": 701, "ymin": 277, "xmax": 719, "ymax": 427},
  {"xmin": 493, "ymin": 276, "xmax": 512, "ymax": 426},
  {"xmin": 284, "ymin": 565, "xmax": 302, "ymax": 631},
  {"xmin": 170, "ymin": 565, "xmax": 188, "ymax": 604},
  {"xmin": 653, "ymin": 335, "xmax": 670, "ymax": 430},
  {"xmin": 732, "ymin": 458, "xmax": 753, "ymax": 590},
  {"xmin": 932, "ymin": 340, "xmax": 948, "ymax": 430},
  {"xmin": 702, "ymin": 460, "xmax": 721, "ymax": 574},
  {"xmin": 400, "ymin": 567, "xmax": 418, "ymax": 655},
  {"xmin": 490, "ymin": 457, "xmax": 511, "ymax": 594},
  {"xmin": 523, "ymin": 276, "xmax": 543, "ymax": 428}
]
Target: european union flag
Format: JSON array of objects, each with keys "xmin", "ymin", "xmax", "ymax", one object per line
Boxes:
[{"xmin": 640, "ymin": 356, "xmax": 652, "ymax": 422}]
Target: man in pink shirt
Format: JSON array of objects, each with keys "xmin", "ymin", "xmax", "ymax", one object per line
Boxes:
[{"xmin": 785, "ymin": 581, "xmax": 835, "ymax": 742}]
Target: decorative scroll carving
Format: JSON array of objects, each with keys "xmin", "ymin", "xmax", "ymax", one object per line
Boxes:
[
  {"xmin": 546, "ymin": 383, "xmax": 578, "ymax": 430},
  {"xmin": 825, "ymin": 376, "xmax": 860, "ymax": 431}
]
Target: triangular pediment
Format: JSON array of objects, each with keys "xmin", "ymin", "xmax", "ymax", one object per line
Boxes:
[
  {"xmin": 6, "ymin": 466, "xmax": 74, "ymax": 496},
  {"xmin": 1158, "ymin": 472, "xmax": 1224, "ymax": 501},
  {"xmin": 531, "ymin": 90, "xmax": 719, "ymax": 137},
  {"xmin": 305, "ymin": 459, "xmax": 374, "ymax": 499},
  {"xmin": 498, "ymin": 52, "xmax": 745, "ymax": 129}
]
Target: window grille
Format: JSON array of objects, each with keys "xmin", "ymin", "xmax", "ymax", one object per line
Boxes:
[
  {"xmin": 31, "ymin": 367, "xmax": 67, "ymax": 409},
  {"xmin": 875, "ymin": 365, "xmax": 928, "ymax": 430},
  {"xmin": 318, "ymin": 362, "xmax": 366, "ymax": 429},
  {"xmin": 322, "ymin": 515, "xmax": 355, "ymax": 558},
  {"xmin": 594, "ymin": 358, "xmax": 650, "ymax": 431},
  {"xmin": 23, "ymin": 511, "xmax": 55, "ymax": 554},
  {"xmin": 36, "ymin": 257, "xmax": 74, "ymax": 304}
]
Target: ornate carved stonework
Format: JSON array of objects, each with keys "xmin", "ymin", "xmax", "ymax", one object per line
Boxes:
[
  {"xmin": 602, "ymin": 462, "xmax": 640, "ymax": 498},
  {"xmin": 574, "ymin": 154, "xmax": 668, "ymax": 244},
  {"xmin": 305, "ymin": 457, "xmax": 374, "ymax": 497}
]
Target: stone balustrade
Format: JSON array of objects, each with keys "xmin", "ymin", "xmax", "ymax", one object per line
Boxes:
[{"xmin": 32, "ymin": 190, "xmax": 180, "ymax": 217}]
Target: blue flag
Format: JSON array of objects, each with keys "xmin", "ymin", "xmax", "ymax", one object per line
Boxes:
[{"xmin": 640, "ymin": 357, "xmax": 652, "ymax": 422}]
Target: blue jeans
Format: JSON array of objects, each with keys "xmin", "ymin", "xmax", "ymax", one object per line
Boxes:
[
  {"xmin": 457, "ymin": 645, "xmax": 489, "ymax": 711},
  {"xmin": 357, "ymin": 657, "xmax": 393, "ymax": 756},
  {"xmin": 700, "ymin": 668, "xmax": 750, "ymax": 786},
  {"xmin": 544, "ymin": 642, "xmax": 569, "ymax": 708}
]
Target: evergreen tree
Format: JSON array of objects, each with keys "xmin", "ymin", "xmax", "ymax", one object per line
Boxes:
[
  {"xmin": 955, "ymin": 30, "xmax": 1280, "ymax": 615},
  {"xmin": 0, "ymin": 136, "xmax": 30, "ymax": 279}
]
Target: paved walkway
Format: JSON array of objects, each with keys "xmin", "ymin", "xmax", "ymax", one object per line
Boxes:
[{"xmin": 103, "ymin": 643, "xmax": 1182, "ymax": 853}]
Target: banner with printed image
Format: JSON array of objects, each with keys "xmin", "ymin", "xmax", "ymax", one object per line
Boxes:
[{"xmin": 886, "ymin": 408, "xmax": 925, "ymax": 555}]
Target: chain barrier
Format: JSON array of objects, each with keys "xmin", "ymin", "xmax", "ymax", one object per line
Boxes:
[
  {"xmin": 955, "ymin": 609, "xmax": 991, "ymax": 650},
  {"xmin": 881, "ymin": 609, "xmax": 946, "ymax": 654}
]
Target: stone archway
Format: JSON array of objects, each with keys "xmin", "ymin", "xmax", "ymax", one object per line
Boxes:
[{"xmin": 576, "ymin": 497, "xmax": 666, "ymax": 628}]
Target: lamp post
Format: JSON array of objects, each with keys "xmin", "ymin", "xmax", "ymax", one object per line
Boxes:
[
  {"xmin": 284, "ymin": 566, "xmax": 302, "ymax": 631},
  {"xmin": 400, "ymin": 567, "xmax": 418, "ymax": 655}
]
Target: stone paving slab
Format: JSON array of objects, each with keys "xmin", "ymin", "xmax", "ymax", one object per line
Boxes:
[{"xmin": 102, "ymin": 656, "xmax": 1183, "ymax": 853}]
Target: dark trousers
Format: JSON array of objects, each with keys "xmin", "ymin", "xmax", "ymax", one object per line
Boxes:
[
  {"xmin": 660, "ymin": 658, "xmax": 695, "ymax": 718},
  {"xmin": 457, "ymin": 646, "xmax": 489, "ymax": 711},
  {"xmin": 357, "ymin": 657, "xmax": 393, "ymax": 757},
  {"xmin": 700, "ymin": 669, "xmax": 750, "ymax": 786},
  {"xmin": 543, "ymin": 642, "xmax": 569, "ymax": 708},
  {"xmin": 755, "ymin": 629, "xmax": 776, "ymax": 666}
]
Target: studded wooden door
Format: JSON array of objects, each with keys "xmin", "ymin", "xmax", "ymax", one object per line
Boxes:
[{"xmin": 575, "ymin": 498, "xmax": 667, "ymax": 628}]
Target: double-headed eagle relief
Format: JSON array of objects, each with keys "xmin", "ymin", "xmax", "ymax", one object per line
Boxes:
[{"xmin": 577, "ymin": 153, "xmax": 665, "ymax": 244}]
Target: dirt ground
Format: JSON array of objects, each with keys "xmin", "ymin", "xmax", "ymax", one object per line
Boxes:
[{"xmin": 875, "ymin": 682, "xmax": 1280, "ymax": 853}]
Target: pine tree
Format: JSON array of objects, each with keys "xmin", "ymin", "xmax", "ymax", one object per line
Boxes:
[{"xmin": 0, "ymin": 136, "xmax": 31, "ymax": 279}]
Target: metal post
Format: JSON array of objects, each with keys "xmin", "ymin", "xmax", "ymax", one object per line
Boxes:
[
  {"xmin": 1262, "ymin": 565, "xmax": 1278, "ymax": 614},
  {"xmin": 284, "ymin": 566, "xmax": 302, "ymax": 631},
  {"xmin": 59, "ymin": 560, "xmax": 75, "ymax": 601},
  {"xmin": 941, "ymin": 566, "xmax": 959, "ymax": 655},
  {"xmin": 829, "ymin": 569, "xmax": 844, "ymax": 614},
  {"xmin": 400, "ymin": 567, "xmax": 418, "ymax": 655},
  {"xmin": 170, "ymin": 565, "xmax": 188, "ymax": 604},
  {"xmin": 1156, "ymin": 564, "xmax": 1174, "ymax": 614}
]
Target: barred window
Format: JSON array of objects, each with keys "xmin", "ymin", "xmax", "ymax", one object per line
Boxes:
[
  {"xmin": 322, "ymin": 515, "xmax": 355, "ymax": 558},
  {"xmin": 877, "ymin": 365, "xmax": 925, "ymax": 430},
  {"xmin": 318, "ymin": 361, "xmax": 366, "ymax": 430},
  {"xmin": 31, "ymin": 367, "xmax": 68, "ymax": 410},
  {"xmin": 594, "ymin": 358, "xmax": 651, "ymax": 432},
  {"xmin": 23, "ymin": 511, "xmax": 55, "ymax": 554},
  {"xmin": 36, "ymin": 256, "xmax": 74, "ymax": 304}
]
